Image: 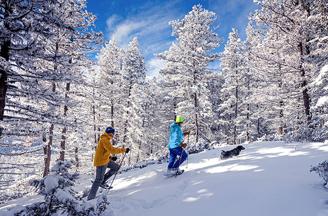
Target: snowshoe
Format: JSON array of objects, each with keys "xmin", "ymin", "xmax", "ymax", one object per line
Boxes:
[
  {"xmin": 176, "ymin": 169, "xmax": 184, "ymax": 176},
  {"xmin": 99, "ymin": 183, "xmax": 113, "ymax": 190},
  {"xmin": 164, "ymin": 168, "xmax": 184, "ymax": 177},
  {"xmin": 90, "ymin": 180, "xmax": 113, "ymax": 190}
]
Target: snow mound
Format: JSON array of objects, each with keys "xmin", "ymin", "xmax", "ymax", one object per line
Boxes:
[{"xmin": 44, "ymin": 175, "xmax": 59, "ymax": 193}]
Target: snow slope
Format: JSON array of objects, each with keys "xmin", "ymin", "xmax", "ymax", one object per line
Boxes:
[{"xmin": 1, "ymin": 141, "xmax": 328, "ymax": 216}]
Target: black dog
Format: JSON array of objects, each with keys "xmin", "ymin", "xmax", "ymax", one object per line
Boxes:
[{"xmin": 220, "ymin": 145, "xmax": 245, "ymax": 160}]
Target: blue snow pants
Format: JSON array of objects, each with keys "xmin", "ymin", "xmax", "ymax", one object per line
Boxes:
[{"xmin": 167, "ymin": 146, "xmax": 188, "ymax": 169}]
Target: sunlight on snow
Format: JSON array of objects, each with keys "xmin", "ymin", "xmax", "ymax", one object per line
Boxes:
[
  {"xmin": 127, "ymin": 189, "xmax": 142, "ymax": 196},
  {"xmin": 197, "ymin": 189, "xmax": 208, "ymax": 193},
  {"xmin": 309, "ymin": 142, "xmax": 328, "ymax": 152},
  {"xmin": 237, "ymin": 155, "xmax": 265, "ymax": 160},
  {"xmin": 186, "ymin": 158, "xmax": 222, "ymax": 171},
  {"xmin": 113, "ymin": 171, "xmax": 157, "ymax": 190},
  {"xmin": 183, "ymin": 189, "xmax": 214, "ymax": 203},
  {"xmin": 0, "ymin": 203, "xmax": 17, "ymax": 210},
  {"xmin": 183, "ymin": 197, "xmax": 199, "ymax": 202},
  {"xmin": 191, "ymin": 181, "xmax": 203, "ymax": 186},
  {"xmin": 205, "ymin": 164, "xmax": 258, "ymax": 174},
  {"xmin": 256, "ymin": 147, "xmax": 308, "ymax": 157}
]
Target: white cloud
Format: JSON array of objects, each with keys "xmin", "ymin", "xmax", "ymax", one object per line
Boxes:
[
  {"xmin": 111, "ymin": 20, "xmax": 147, "ymax": 46},
  {"xmin": 146, "ymin": 58, "xmax": 166, "ymax": 77},
  {"xmin": 105, "ymin": 1, "xmax": 182, "ymax": 78},
  {"xmin": 106, "ymin": 15, "xmax": 120, "ymax": 30},
  {"xmin": 105, "ymin": 1, "xmax": 180, "ymax": 49}
]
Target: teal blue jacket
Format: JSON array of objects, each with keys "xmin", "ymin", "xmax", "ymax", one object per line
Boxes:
[{"xmin": 168, "ymin": 122, "xmax": 184, "ymax": 149}]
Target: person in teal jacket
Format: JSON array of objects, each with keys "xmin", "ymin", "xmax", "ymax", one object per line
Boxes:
[{"xmin": 167, "ymin": 116, "xmax": 188, "ymax": 175}]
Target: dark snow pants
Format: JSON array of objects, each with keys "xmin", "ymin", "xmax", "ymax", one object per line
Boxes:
[
  {"xmin": 87, "ymin": 161, "xmax": 120, "ymax": 200},
  {"xmin": 167, "ymin": 146, "xmax": 188, "ymax": 169}
]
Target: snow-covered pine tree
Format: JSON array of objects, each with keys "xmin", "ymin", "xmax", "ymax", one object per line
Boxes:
[
  {"xmin": 253, "ymin": 0, "xmax": 315, "ymax": 140},
  {"xmin": 97, "ymin": 40, "xmax": 124, "ymax": 132},
  {"xmin": 159, "ymin": 5, "xmax": 220, "ymax": 145},
  {"xmin": 245, "ymin": 24, "xmax": 292, "ymax": 139},
  {"xmin": 242, "ymin": 23, "xmax": 260, "ymax": 142},
  {"xmin": 0, "ymin": 0, "xmax": 101, "ymax": 200},
  {"xmin": 306, "ymin": 0, "xmax": 328, "ymax": 141},
  {"xmin": 143, "ymin": 78, "xmax": 170, "ymax": 159},
  {"xmin": 311, "ymin": 65, "xmax": 328, "ymax": 141},
  {"xmin": 67, "ymin": 66, "xmax": 101, "ymax": 171},
  {"xmin": 128, "ymin": 83, "xmax": 147, "ymax": 163},
  {"xmin": 13, "ymin": 160, "xmax": 112, "ymax": 216},
  {"xmin": 0, "ymin": 0, "xmax": 69, "ymax": 200},
  {"xmin": 55, "ymin": 0, "xmax": 102, "ymax": 163},
  {"xmin": 205, "ymin": 72, "xmax": 224, "ymax": 143},
  {"xmin": 37, "ymin": 0, "xmax": 101, "ymax": 176},
  {"xmin": 151, "ymin": 74, "xmax": 177, "ymax": 157},
  {"xmin": 128, "ymin": 77, "xmax": 171, "ymax": 163},
  {"xmin": 121, "ymin": 37, "xmax": 146, "ymax": 163},
  {"xmin": 219, "ymin": 29, "xmax": 248, "ymax": 144}
]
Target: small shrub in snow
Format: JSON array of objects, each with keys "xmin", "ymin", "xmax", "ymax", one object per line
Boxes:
[
  {"xmin": 96, "ymin": 194, "xmax": 114, "ymax": 215},
  {"xmin": 12, "ymin": 160, "xmax": 113, "ymax": 216},
  {"xmin": 310, "ymin": 161, "xmax": 328, "ymax": 187}
]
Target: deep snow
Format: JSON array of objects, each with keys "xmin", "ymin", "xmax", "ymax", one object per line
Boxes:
[{"xmin": 1, "ymin": 141, "xmax": 328, "ymax": 216}]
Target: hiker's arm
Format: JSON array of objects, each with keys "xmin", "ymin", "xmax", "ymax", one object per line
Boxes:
[
  {"xmin": 103, "ymin": 139, "xmax": 125, "ymax": 154},
  {"xmin": 177, "ymin": 127, "xmax": 184, "ymax": 145}
]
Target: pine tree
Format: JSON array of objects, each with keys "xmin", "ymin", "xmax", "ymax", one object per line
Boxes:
[
  {"xmin": 311, "ymin": 65, "xmax": 328, "ymax": 141},
  {"xmin": 206, "ymin": 72, "xmax": 224, "ymax": 142},
  {"xmin": 306, "ymin": 0, "xmax": 328, "ymax": 141},
  {"xmin": 252, "ymin": 0, "xmax": 314, "ymax": 140},
  {"xmin": 159, "ymin": 5, "xmax": 220, "ymax": 144},
  {"xmin": 121, "ymin": 37, "xmax": 146, "ymax": 162},
  {"xmin": 219, "ymin": 29, "xmax": 248, "ymax": 144},
  {"xmin": 97, "ymin": 40, "xmax": 124, "ymax": 131},
  {"xmin": 0, "ymin": 0, "xmax": 101, "ymax": 199}
]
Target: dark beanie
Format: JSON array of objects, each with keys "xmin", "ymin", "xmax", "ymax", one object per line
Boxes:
[{"xmin": 105, "ymin": 127, "xmax": 115, "ymax": 134}]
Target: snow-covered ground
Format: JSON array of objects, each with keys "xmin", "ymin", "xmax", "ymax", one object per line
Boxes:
[{"xmin": 1, "ymin": 141, "xmax": 328, "ymax": 216}]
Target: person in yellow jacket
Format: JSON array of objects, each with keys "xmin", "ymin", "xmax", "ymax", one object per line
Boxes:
[{"xmin": 87, "ymin": 127, "xmax": 130, "ymax": 200}]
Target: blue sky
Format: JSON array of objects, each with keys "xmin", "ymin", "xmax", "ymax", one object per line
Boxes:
[{"xmin": 86, "ymin": 0, "xmax": 258, "ymax": 76}]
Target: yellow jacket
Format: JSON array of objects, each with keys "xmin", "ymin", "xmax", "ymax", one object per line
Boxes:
[{"xmin": 93, "ymin": 133, "xmax": 125, "ymax": 167}]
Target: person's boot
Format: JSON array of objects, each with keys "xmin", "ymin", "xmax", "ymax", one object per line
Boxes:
[
  {"xmin": 167, "ymin": 168, "xmax": 177, "ymax": 176},
  {"xmin": 100, "ymin": 182, "xmax": 113, "ymax": 189},
  {"xmin": 176, "ymin": 168, "xmax": 184, "ymax": 175}
]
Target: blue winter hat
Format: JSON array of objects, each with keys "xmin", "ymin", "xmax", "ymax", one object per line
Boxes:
[{"xmin": 105, "ymin": 127, "xmax": 115, "ymax": 134}]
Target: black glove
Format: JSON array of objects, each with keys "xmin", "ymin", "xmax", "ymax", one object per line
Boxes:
[
  {"xmin": 111, "ymin": 156, "xmax": 117, "ymax": 161},
  {"xmin": 125, "ymin": 148, "xmax": 130, "ymax": 153}
]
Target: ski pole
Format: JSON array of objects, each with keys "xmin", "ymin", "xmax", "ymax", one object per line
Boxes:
[
  {"xmin": 108, "ymin": 152, "xmax": 127, "ymax": 190},
  {"xmin": 186, "ymin": 133, "xmax": 190, "ymax": 169}
]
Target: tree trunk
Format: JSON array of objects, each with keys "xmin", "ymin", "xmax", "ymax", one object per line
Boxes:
[
  {"xmin": 278, "ymin": 62, "xmax": 284, "ymax": 135},
  {"xmin": 246, "ymin": 103, "xmax": 250, "ymax": 142},
  {"xmin": 43, "ymin": 41, "xmax": 59, "ymax": 176},
  {"xmin": 299, "ymin": 1, "xmax": 312, "ymax": 124},
  {"xmin": 192, "ymin": 61, "xmax": 199, "ymax": 143},
  {"xmin": 246, "ymin": 70, "xmax": 251, "ymax": 142},
  {"xmin": 59, "ymin": 82, "xmax": 70, "ymax": 161},
  {"xmin": 123, "ymin": 80, "xmax": 133, "ymax": 143},
  {"xmin": 43, "ymin": 121, "xmax": 54, "ymax": 177},
  {"xmin": 257, "ymin": 117, "xmax": 260, "ymax": 137},
  {"xmin": 299, "ymin": 41, "xmax": 311, "ymax": 123},
  {"xmin": 111, "ymin": 101, "xmax": 114, "ymax": 128},
  {"xmin": 92, "ymin": 84, "xmax": 97, "ymax": 146},
  {"xmin": 0, "ymin": 40, "xmax": 10, "ymax": 136},
  {"xmin": 75, "ymin": 147, "xmax": 79, "ymax": 168},
  {"xmin": 234, "ymin": 86, "xmax": 238, "ymax": 145},
  {"xmin": 194, "ymin": 92, "xmax": 199, "ymax": 143}
]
